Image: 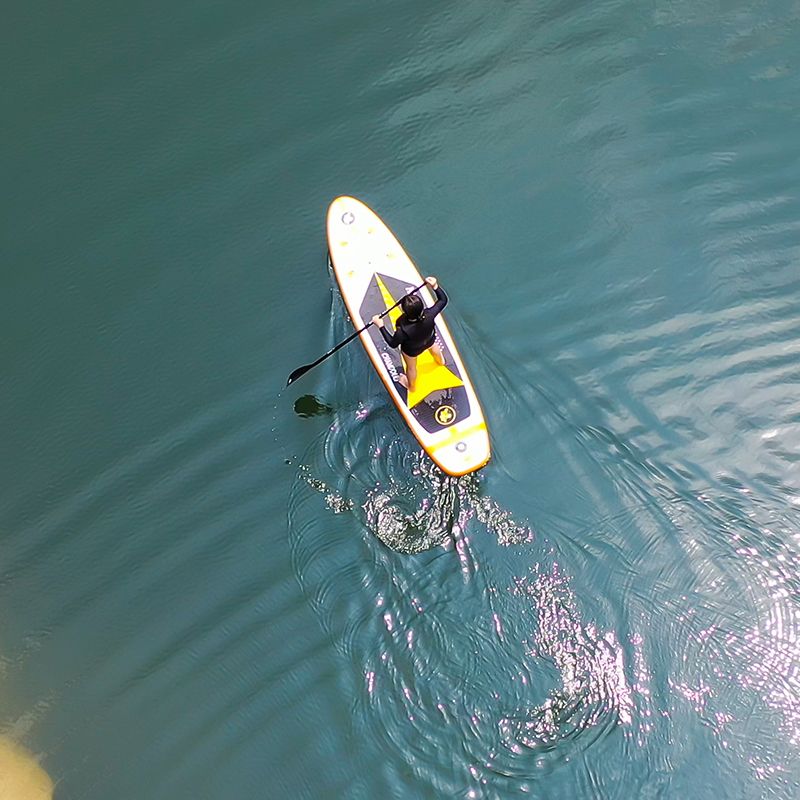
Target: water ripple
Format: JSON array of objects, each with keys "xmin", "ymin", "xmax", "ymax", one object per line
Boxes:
[{"xmin": 287, "ymin": 352, "xmax": 652, "ymax": 793}]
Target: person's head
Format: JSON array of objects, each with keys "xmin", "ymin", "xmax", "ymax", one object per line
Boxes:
[{"xmin": 401, "ymin": 294, "xmax": 424, "ymax": 321}]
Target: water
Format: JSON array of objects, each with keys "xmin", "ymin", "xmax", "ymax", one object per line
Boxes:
[{"xmin": 2, "ymin": 0, "xmax": 800, "ymax": 797}]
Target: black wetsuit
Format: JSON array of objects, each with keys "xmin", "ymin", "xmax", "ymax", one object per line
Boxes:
[{"xmin": 378, "ymin": 286, "xmax": 448, "ymax": 357}]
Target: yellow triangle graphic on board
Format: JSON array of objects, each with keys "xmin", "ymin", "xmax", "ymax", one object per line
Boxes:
[
  {"xmin": 405, "ymin": 356, "xmax": 464, "ymax": 408},
  {"xmin": 376, "ymin": 274, "xmax": 403, "ymax": 329},
  {"xmin": 374, "ymin": 275, "xmax": 464, "ymax": 409}
]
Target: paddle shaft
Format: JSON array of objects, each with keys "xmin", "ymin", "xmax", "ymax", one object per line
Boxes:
[{"xmin": 286, "ymin": 280, "xmax": 428, "ymax": 386}]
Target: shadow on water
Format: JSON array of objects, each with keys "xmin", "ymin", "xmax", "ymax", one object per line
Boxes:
[{"xmin": 293, "ymin": 394, "xmax": 334, "ymax": 418}]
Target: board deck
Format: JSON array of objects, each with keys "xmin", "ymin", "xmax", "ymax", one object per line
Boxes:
[{"xmin": 326, "ymin": 196, "xmax": 490, "ymax": 477}]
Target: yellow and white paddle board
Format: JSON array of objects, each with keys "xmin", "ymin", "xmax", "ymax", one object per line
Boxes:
[{"xmin": 326, "ymin": 196, "xmax": 490, "ymax": 477}]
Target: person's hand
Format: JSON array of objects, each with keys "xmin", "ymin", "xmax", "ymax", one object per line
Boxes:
[
  {"xmin": 425, "ymin": 276, "xmax": 438, "ymax": 289},
  {"xmin": 371, "ymin": 315, "xmax": 384, "ymax": 328}
]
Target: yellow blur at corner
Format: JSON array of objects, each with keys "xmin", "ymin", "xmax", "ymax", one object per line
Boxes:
[
  {"xmin": 0, "ymin": 736, "xmax": 54, "ymax": 799},
  {"xmin": 375, "ymin": 275, "xmax": 464, "ymax": 409}
]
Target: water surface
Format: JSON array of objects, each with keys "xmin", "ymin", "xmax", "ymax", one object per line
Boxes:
[{"xmin": 3, "ymin": 0, "xmax": 800, "ymax": 797}]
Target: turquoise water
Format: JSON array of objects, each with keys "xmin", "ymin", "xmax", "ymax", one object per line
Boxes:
[{"xmin": 3, "ymin": 1, "xmax": 800, "ymax": 797}]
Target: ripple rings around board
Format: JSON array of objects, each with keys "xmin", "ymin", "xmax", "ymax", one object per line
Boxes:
[{"xmin": 288, "ymin": 410, "xmax": 649, "ymax": 794}]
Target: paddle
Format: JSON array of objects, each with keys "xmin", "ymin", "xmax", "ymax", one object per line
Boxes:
[{"xmin": 286, "ymin": 280, "xmax": 428, "ymax": 386}]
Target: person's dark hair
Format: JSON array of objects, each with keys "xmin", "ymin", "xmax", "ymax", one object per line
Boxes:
[{"xmin": 401, "ymin": 294, "xmax": 424, "ymax": 320}]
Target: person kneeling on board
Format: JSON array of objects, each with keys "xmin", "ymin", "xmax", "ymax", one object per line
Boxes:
[{"xmin": 372, "ymin": 276, "xmax": 447, "ymax": 392}]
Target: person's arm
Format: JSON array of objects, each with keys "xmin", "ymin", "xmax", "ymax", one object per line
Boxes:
[
  {"xmin": 371, "ymin": 315, "xmax": 403, "ymax": 348},
  {"xmin": 425, "ymin": 276, "xmax": 448, "ymax": 318}
]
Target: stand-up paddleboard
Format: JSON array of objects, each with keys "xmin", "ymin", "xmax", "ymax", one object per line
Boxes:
[{"xmin": 327, "ymin": 196, "xmax": 490, "ymax": 477}]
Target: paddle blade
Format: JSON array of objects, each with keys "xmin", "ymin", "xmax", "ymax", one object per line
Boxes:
[
  {"xmin": 284, "ymin": 281, "xmax": 424, "ymax": 389},
  {"xmin": 286, "ymin": 365, "xmax": 311, "ymax": 386}
]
